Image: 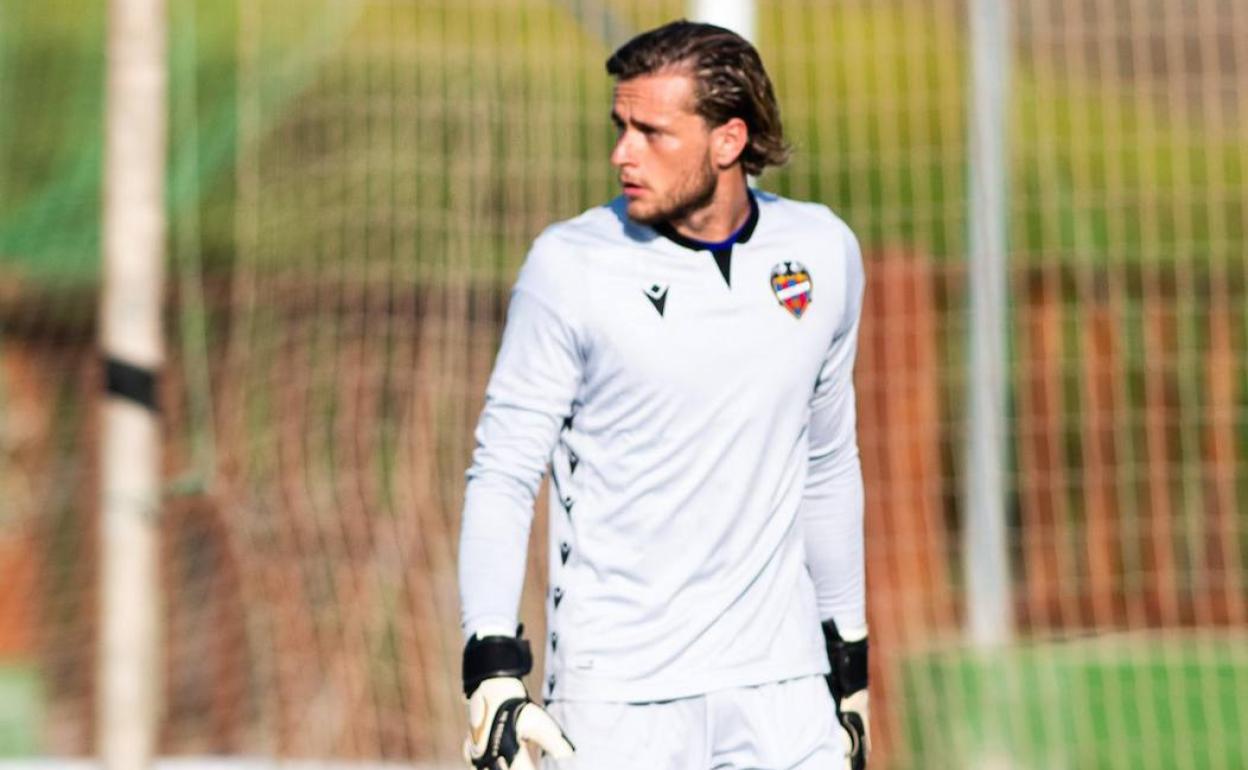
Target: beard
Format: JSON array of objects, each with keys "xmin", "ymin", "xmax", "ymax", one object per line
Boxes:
[{"xmin": 627, "ymin": 157, "xmax": 718, "ymax": 227}]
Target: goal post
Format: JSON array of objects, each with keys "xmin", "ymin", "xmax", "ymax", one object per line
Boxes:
[
  {"xmin": 963, "ymin": 0, "xmax": 1013, "ymax": 648},
  {"xmin": 98, "ymin": 0, "xmax": 167, "ymax": 768},
  {"xmin": 690, "ymin": 0, "xmax": 756, "ymax": 41}
]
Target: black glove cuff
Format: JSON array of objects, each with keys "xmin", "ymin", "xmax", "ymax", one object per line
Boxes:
[
  {"xmin": 462, "ymin": 626, "xmax": 533, "ymax": 697},
  {"xmin": 821, "ymin": 619, "xmax": 868, "ymax": 700}
]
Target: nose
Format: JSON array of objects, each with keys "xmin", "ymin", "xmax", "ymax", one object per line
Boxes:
[{"xmin": 610, "ymin": 129, "xmax": 632, "ymax": 168}]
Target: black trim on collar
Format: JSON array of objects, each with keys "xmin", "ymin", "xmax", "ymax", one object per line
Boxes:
[
  {"xmin": 654, "ymin": 189, "xmax": 759, "ymax": 253},
  {"xmin": 711, "ymin": 248, "xmax": 732, "ymax": 286}
]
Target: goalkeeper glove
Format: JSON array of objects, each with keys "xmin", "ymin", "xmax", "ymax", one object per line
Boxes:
[
  {"xmin": 822, "ymin": 619, "xmax": 870, "ymax": 770},
  {"xmin": 461, "ymin": 626, "xmax": 574, "ymax": 770}
]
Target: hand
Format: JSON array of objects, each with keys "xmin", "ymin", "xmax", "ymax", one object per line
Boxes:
[
  {"xmin": 463, "ymin": 677, "xmax": 574, "ymax": 769},
  {"xmin": 821, "ymin": 619, "xmax": 870, "ymax": 770},
  {"xmin": 834, "ymin": 687, "xmax": 869, "ymax": 770},
  {"xmin": 462, "ymin": 627, "xmax": 574, "ymax": 769}
]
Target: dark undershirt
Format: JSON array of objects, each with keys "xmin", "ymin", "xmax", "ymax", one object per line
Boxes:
[{"xmin": 653, "ymin": 191, "xmax": 760, "ymax": 288}]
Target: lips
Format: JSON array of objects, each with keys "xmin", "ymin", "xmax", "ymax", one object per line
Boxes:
[{"xmin": 620, "ymin": 179, "xmax": 646, "ymax": 197}]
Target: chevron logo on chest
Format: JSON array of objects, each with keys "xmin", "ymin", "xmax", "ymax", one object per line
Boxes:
[{"xmin": 643, "ymin": 283, "xmax": 669, "ymax": 317}]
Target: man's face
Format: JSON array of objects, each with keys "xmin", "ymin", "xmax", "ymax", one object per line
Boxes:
[{"xmin": 610, "ymin": 71, "xmax": 718, "ymax": 226}]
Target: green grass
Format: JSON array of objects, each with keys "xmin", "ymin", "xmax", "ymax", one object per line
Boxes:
[
  {"xmin": 0, "ymin": 662, "xmax": 41, "ymax": 756},
  {"xmin": 900, "ymin": 632, "xmax": 1248, "ymax": 770}
]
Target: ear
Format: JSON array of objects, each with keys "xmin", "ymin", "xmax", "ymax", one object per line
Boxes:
[{"xmin": 710, "ymin": 117, "xmax": 749, "ymax": 170}]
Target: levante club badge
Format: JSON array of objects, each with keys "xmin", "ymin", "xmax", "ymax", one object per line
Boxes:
[{"xmin": 770, "ymin": 260, "xmax": 812, "ymax": 318}]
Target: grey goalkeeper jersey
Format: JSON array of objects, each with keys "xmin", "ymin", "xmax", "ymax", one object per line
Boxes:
[{"xmin": 459, "ymin": 190, "xmax": 866, "ymax": 703}]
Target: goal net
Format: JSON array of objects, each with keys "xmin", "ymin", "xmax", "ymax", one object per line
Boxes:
[{"xmin": 0, "ymin": 1, "xmax": 1244, "ymax": 768}]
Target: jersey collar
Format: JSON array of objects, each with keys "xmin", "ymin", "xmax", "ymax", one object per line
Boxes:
[{"xmin": 653, "ymin": 189, "xmax": 759, "ymax": 253}]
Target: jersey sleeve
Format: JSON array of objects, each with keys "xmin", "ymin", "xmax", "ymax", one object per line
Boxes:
[
  {"xmin": 458, "ymin": 233, "xmax": 585, "ymax": 639},
  {"xmin": 801, "ymin": 220, "xmax": 868, "ymax": 639}
]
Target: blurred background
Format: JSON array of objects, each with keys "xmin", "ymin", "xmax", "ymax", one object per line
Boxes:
[{"xmin": 0, "ymin": 0, "xmax": 1245, "ymax": 768}]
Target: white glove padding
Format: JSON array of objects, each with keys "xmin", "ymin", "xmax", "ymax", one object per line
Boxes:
[
  {"xmin": 463, "ymin": 677, "xmax": 575, "ymax": 770},
  {"xmin": 836, "ymin": 688, "xmax": 870, "ymax": 770}
]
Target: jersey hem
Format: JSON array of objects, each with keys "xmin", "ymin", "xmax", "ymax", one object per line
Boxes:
[{"xmin": 544, "ymin": 656, "xmax": 830, "ymax": 704}]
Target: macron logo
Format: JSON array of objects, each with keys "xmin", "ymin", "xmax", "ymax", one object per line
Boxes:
[{"xmin": 644, "ymin": 283, "xmax": 669, "ymax": 317}]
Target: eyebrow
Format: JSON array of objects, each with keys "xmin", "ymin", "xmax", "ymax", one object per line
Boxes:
[{"xmin": 610, "ymin": 111, "xmax": 662, "ymax": 133}]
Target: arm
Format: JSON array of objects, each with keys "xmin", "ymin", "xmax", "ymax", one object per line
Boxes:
[
  {"xmin": 803, "ymin": 220, "xmax": 866, "ymax": 637},
  {"xmin": 458, "ymin": 235, "xmax": 581, "ymax": 768},
  {"xmin": 802, "ymin": 222, "xmax": 869, "ymax": 768},
  {"xmin": 459, "ymin": 235, "xmax": 584, "ymax": 638}
]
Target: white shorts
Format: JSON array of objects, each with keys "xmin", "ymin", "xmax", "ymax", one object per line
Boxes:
[{"xmin": 541, "ymin": 675, "xmax": 842, "ymax": 770}]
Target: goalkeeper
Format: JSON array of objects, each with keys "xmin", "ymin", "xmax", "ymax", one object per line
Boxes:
[{"xmin": 458, "ymin": 19, "xmax": 869, "ymax": 770}]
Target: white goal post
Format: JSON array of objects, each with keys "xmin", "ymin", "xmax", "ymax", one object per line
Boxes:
[{"xmin": 99, "ymin": 0, "xmax": 167, "ymax": 768}]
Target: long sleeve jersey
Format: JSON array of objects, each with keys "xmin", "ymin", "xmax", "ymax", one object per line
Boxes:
[{"xmin": 459, "ymin": 190, "xmax": 866, "ymax": 703}]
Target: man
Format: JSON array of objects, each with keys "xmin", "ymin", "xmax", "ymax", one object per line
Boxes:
[{"xmin": 458, "ymin": 19, "xmax": 868, "ymax": 770}]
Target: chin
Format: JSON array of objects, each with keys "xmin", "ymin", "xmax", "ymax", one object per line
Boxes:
[{"xmin": 625, "ymin": 200, "xmax": 664, "ymax": 226}]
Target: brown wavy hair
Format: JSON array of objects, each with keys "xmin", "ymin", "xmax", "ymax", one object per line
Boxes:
[{"xmin": 606, "ymin": 20, "xmax": 790, "ymax": 176}]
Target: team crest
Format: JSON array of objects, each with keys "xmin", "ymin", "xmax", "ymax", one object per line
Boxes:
[{"xmin": 770, "ymin": 260, "xmax": 813, "ymax": 318}]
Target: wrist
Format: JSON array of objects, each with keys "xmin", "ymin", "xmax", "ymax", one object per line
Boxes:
[
  {"xmin": 834, "ymin": 624, "xmax": 868, "ymax": 643},
  {"xmin": 821, "ymin": 619, "xmax": 868, "ymax": 700},
  {"xmin": 462, "ymin": 625, "xmax": 533, "ymax": 697},
  {"xmin": 466, "ymin": 623, "xmax": 516, "ymax": 641}
]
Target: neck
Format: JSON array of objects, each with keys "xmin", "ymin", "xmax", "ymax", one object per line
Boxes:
[{"xmin": 668, "ymin": 170, "xmax": 751, "ymax": 243}]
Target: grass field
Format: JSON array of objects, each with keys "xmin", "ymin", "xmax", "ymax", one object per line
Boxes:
[
  {"xmin": 0, "ymin": 664, "xmax": 40, "ymax": 757},
  {"xmin": 900, "ymin": 631, "xmax": 1248, "ymax": 770}
]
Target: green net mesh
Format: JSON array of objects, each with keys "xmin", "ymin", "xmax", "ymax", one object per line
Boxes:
[{"xmin": 0, "ymin": 1, "xmax": 1245, "ymax": 767}]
